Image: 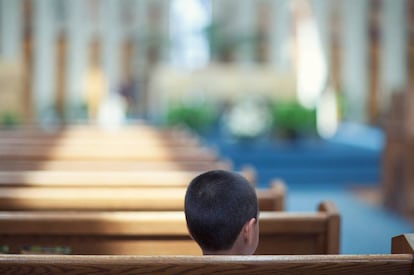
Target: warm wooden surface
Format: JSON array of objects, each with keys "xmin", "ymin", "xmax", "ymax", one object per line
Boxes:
[
  {"xmin": 0, "ymin": 165, "xmax": 258, "ymax": 189},
  {"xmin": 0, "ymin": 146, "xmax": 218, "ymax": 161},
  {"xmin": 0, "ymin": 170, "xmax": 201, "ymax": 187},
  {"xmin": 0, "ymin": 159, "xmax": 232, "ymax": 171},
  {"xmin": 0, "ymin": 125, "xmax": 218, "ymax": 161},
  {"xmin": 382, "ymin": 90, "xmax": 414, "ymax": 213},
  {"xmin": 0, "ymin": 201, "xmax": 338, "ymax": 255},
  {"xmin": 0, "ymin": 124, "xmax": 192, "ymax": 139},
  {"xmin": 0, "ymin": 253, "xmax": 412, "ymax": 275},
  {"xmin": 392, "ymin": 234, "xmax": 414, "ymax": 254},
  {"xmin": 0, "ymin": 181, "xmax": 284, "ymax": 211}
]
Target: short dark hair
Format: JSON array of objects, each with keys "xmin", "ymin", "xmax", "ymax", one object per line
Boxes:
[{"xmin": 184, "ymin": 170, "xmax": 258, "ymax": 251}]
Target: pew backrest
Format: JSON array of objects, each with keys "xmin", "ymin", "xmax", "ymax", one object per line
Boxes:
[
  {"xmin": 0, "ymin": 159, "xmax": 232, "ymax": 171},
  {"xmin": 0, "ymin": 170, "xmax": 204, "ymax": 188},
  {"xmin": 0, "ymin": 201, "xmax": 337, "ymax": 255},
  {"xmin": 0, "ymin": 181, "xmax": 284, "ymax": 211},
  {"xmin": 0, "ymin": 146, "xmax": 218, "ymax": 161},
  {"xmin": 0, "ymin": 234, "xmax": 411, "ymax": 275},
  {"xmin": 0, "ymin": 165, "xmax": 257, "ymax": 189}
]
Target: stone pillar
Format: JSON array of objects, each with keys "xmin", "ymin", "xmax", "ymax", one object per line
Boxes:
[
  {"xmin": 0, "ymin": 0, "xmax": 23, "ymax": 60},
  {"xmin": 380, "ymin": 0, "xmax": 408, "ymax": 111},
  {"xmin": 132, "ymin": 0, "xmax": 149, "ymax": 117},
  {"xmin": 269, "ymin": 0, "xmax": 291, "ymax": 70},
  {"xmin": 134, "ymin": 0, "xmax": 149, "ymax": 76},
  {"xmin": 32, "ymin": 0, "xmax": 57, "ymax": 123},
  {"xmin": 145, "ymin": 0, "xmax": 171, "ymax": 122},
  {"xmin": 157, "ymin": 0, "xmax": 171, "ymax": 64},
  {"xmin": 210, "ymin": 0, "xmax": 234, "ymax": 62},
  {"xmin": 340, "ymin": 0, "xmax": 369, "ymax": 122},
  {"xmin": 96, "ymin": 0, "xmax": 126, "ymax": 129},
  {"xmin": 65, "ymin": 0, "xmax": 89, "ymax": 121},
  {"xmin": 0, "ymin": 0, "xmax": 24, "ymax": 124},
  {"xmin": 101, "ymin": 0, "xmax": 122, "ymax": 97},
  {"xmin": 235, "ymin": 0, "xmax": 256, "ymax": 65}
]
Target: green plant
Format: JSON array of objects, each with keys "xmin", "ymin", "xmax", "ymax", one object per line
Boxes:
[
  {"xmin": 165, "ymin": 103, "xmax": 217, "ymax": 133},
  {"xmin": 0, "ymin": 112, "xmax": 20, "ymax": 128},
  {"xmin": 270, "ymin": 101, "xmax": 317, "ymax": 139}
]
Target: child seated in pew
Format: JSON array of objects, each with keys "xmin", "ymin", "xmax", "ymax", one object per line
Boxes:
[{"xmin": 184, "ymin": 170, "xmax": 259, "ymax": 255}]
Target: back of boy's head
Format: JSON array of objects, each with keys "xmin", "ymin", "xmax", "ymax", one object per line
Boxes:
[{"xmin": 184, "ymin": 170, "xmax": 258, "ymax": 252}]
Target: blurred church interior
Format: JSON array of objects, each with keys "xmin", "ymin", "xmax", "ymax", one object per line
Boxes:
[{"xmin": 0, "ymin": 0, "xmax": 413, "ymax": 254}]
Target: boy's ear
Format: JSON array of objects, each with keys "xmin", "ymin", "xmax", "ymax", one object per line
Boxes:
[{"xmin": 242, "ymin": 218, "xmax": 257, "ymax": 243}]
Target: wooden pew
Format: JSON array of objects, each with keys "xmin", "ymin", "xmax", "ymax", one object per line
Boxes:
[
  {"xmin": 0, "ymin": 234, "xmax": 411, "ymax": 275},
  {"xmin": 0, "ymin": 124, "xmax": 194, "ymax": 141},
  {"xmin": 0, "ymin": 132, "xmax": 199, "ymax": 147},
  {"xmin": 0, "ymin": 164, "xmax": 259, "ymax": 187},
  {"xmin": 0, "ymin": 180, "xmax": 285, "ymax": 211},
  {"xmin": 0, "ymin": 145, "xmax": 218, "ymax": 161},
  {"xmin": 0, "ymin": 125, "xmax": 200, "ymax": 148},
  {"xmin": 0, "ymin": 201, "xmax": 338, "ymax": 255},
  {"xmin": 0, "ymin": 124, "xmax": 219, "ymax": 161},
  {"xmin": 0, "ymin": 170, "xmax": 213, "ymax": 188},
  {"xmin": 0, "ymin": 159, "xmax": 231, "ymax": 172},
  {"xmin": 382, "ymin": 90, "xmax": 414, "ymax": 213}
]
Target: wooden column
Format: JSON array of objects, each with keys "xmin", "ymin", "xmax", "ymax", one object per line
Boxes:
[
  {"xmin": 366, "ymin": 0, "xmax": 380, "ymax": 124},
  {"xmin": 408, "ymin": 0, "xmax": 414, "ymax": 90}
]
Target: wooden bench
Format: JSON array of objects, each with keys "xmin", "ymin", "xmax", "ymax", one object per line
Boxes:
[
  {"xmin": 0, "ymin": 145, "xmax": 219, "ymax": 161},
  {"xmin": 0, "ymin": 163, "xmax": 259, "ymax": 186},
  {"xmin": 0, "ymin": 124, "xmax": 194, "ymax": 140},
  {"xmin": 0, "ymin": 170, "xmax": 213, "ymax": 188},
  {"xmin": 0, "ymin": 131, "xmax": 200, "ymax": 146},
  {"xmin": 0, "ymin": 125, "xmax": 204, "ymax": 153},
  {"xmin": 382, "ymin": 90, "xmax": 414, "ymax": 213},
  {"xmin": 0, "ymin": 180, "xmax": 285, "ymax": 211},
  {"xmin": 0, "ymin": 124, "xmax": 220, "ymax": 161},
  {"xmin": 0, "ymin": 201, "xmax": 338, "ymax": 255},
  {"xmin": 0, "ymin": 159, "xmax": 232, "ymax": 171},
  {"xmin": 0, "ymin": 234, "xmax": 410, "ymax": 275}
]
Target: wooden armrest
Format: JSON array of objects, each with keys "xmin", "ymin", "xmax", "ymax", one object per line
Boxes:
[{"xmin": 392, "ymin": 234, "xmax": 414, "ymax": 254}]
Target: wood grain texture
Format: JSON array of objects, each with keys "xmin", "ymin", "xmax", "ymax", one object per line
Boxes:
[
  {"xmin": 0, "ymin": 159, "xmax": 232, "ymax": 171},
  {"xmin": 0, "ymin": 254, "xmax": 412, "ymax": 275},
  {"xmin": 0, "ymin": 184, "xmax": 284, "ymax": 211},
  {"xmin": 0, "ymin": 125, "xmax": 217, "ymax": 161},
  {"xmin": 0, "ymin": 201, "xmax": 338, "ymax": 255}
]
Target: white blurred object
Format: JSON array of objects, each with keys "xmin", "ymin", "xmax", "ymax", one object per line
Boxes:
[
  {"xmin": 224, "ymin": 97, "xmax": 271, "ymax": 139},
  {"xmin": 97, "ymin": 94, "xmax": 127, "ymax": 131},
  {"xmin": 316, "ymin": 88, "xmax": 338, "ymax": 138},
  {"xmin": 170, "ymin": 0, "xmax": 211, "ymax": 69},
  {"xmin": 296, "ymin": 1, "xmax": 327, "ymax": 109}
]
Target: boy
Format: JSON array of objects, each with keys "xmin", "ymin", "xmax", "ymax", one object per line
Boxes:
[{"xmin": 184, "ymin": 170, "xmax": 259, "ymax": 255}]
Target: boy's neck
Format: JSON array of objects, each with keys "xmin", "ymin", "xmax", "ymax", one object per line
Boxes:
[{"xmin": 202, "ymin": 247, "xmax": 249, "ymax": 255}]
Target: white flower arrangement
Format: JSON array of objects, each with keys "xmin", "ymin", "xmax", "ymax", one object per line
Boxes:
[{"xmin": 223, "ymin": 96, "xmax": 272, "ymax": 139}]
